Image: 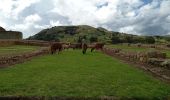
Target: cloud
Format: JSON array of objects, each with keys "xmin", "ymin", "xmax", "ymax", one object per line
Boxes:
[
  {"xmin": 24, "ymin": 14, "xmax": 42, "ymax": 23},
  {"xmin": 0, "ymin": 0, "xmax": 40, "ymax": 19},
  {"xmin": 0, "ymin": 0, "xmax": 169, "ymax": 38}
]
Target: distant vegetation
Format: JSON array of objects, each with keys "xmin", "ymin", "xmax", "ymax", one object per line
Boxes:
[{"xmin": 27, "ymin": 25, "xmax": 169, "ymax": 44}]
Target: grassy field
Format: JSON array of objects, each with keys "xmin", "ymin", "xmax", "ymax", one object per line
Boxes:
[
  {"xmin": 107, "ymin": 44, "xmax": 170, "ymax": 58},
  {"xmin": 106, "ymin": 45, "xmax": 155, "ymax": 52},
  {"xmin": 0, "ymin": 45, "xmax": 40, "ymax": 56},
  {"xmin": 0, "ymin": 50, "xmax": 169, "ymax": 99}
]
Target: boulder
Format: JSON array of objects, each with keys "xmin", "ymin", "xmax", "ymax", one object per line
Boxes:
[
  {"xmin": 161, "ymin": 60, "xmax": 170, "ymax": 69},
  {"xmin": 166, "ymin": 44, "xmax": 170, "ymax": 48},
  {"xmin": 148, "ymin": 58, "xmax": 164, "ymax": 66},
  {"xmin": 146, "ymin": 50, "xmax": 166, "ymax": 59}
]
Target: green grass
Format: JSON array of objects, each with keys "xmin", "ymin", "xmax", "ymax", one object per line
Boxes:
[
  {"xmin": 106, "ymin": 45, "xmax": 155, "ymax": 52},
  {"xmin": 107, "ymin": 44, "xmax": 170, "ymax": 58},
  {"xmin": 163, "ymin": 50, "xmax": 170, "ymax": 58},
  {"xmin": 0, "ymin": 45, "xmax": 40, "ymax": 56},
  {"xmin": 0, "ymin": 50, "xmax": 170, "ymax": 99}
]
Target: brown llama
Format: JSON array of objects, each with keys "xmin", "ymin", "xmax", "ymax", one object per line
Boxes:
[
  {"xmin": 91, "ymin": 43, "xmax": 105, "ymax": 52},
  {"xmin": 50, "ymin": 42, "xmax": 63, "ymax": 54}
]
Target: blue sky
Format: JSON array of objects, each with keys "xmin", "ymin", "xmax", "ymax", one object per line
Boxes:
[
  {"xmin": 0, "ymin": 0, "xmax": 170, "ymax": 38},
  {"xmin": 143, "ymin": 0, "xmax": 153, "ymax": 4}
]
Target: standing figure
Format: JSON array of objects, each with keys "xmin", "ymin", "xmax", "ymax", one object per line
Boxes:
[{"xmin": 81, "ymin": 38, "xmax": 88, "ymax": 54}]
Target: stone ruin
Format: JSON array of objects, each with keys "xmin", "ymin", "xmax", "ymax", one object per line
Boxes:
[
  {"xmin": 103, "ymin": 47, "xmax": 170, "ymax": 69},
  {"xmin": 0, "ymin": 26, "xmax": 22, "ymax": 40}
]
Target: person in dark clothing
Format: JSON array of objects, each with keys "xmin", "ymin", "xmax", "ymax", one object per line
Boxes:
[{"xmin": 81, "ymin": 38, "xmax": 88, "ymax": 54}]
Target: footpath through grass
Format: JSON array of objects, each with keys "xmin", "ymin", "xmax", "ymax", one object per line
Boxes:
[
  {"xmin": 0, "ymin": 50, "xmax": 170, "ymax": 99},
  {"xmin": 0, "ymin": 45, "xmax": 40, "ymax": 56}
]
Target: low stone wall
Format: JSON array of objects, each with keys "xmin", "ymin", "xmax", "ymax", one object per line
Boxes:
[
  {"xmin": 0, "ymin": 40, "xmax": 50, "ymax": 47},
  {"xmin": 0, "ymin": 40, "xmax": 16, "ymax": 46},
  {"xmin": 0, "ymin": 47, "xmax": 49, "ymax": 67},
  {"xmin": 0, "ymin": 31, "xmax": 22, "ymax": 39},
  {"xmin": 103, "ymin": 48, "xmax": 148, "ymax": 63},
  {"xmin": 15, "ymin": 40, "xmax": 50, "ymax": 46},
  {"xmin": 125, "ymin": 43, "xmax": 170, "ymax": 51},
  {"xmin": 103, "ymin": 47, "xmax": 170, "ymax": 69}
]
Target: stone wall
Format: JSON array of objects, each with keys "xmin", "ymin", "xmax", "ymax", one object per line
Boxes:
[
  {"xmin": 15, "ymin": 40, "xmax": 50, "ymax": 46},
  {"xmin": 0, "ymin": 40, "xmax": 16, "ymax": 46},
  {"xmin": 0, "ymin": 47, "xmax": 49, "ymax": 67},
  {"xmin": 0, "ymin": 40, "xmax": 50, "ymax": 47},
  {"xmin": 0, "ymin": 31, "xmax": 22, "ymax": 40},
  {"xmin": 103, "ymin": 47, "xmax": 170, "ymax": 69}
]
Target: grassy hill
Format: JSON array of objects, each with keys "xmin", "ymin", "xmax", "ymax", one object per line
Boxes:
[
  {"xmin": 28, "ymin": 25, "xmax": 170, "ymax": 44},
  {"xmin": 28, "ymin": 25, "xmax": 112, "ymax": 43}
]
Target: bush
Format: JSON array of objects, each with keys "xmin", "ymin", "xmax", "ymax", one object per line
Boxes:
[
  {"xmin": 145, "ymin": 36, "xmax": 155, "ymax": 44},
  {"xmin": 90, "ymin": 36, "xmax": 98, "ymax": 43},
  {"xmin": 111, "ymin": 35, "xmax": 120, "ymax": 44}
]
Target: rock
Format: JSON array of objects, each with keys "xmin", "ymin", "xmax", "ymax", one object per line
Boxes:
[
  {"xmin": 148, "ymin": 58, "xmax": 164, "ymax": 66},
  {"xmin": 166, "ymin": 44, "xmax": 170, "ymax": 48},
  {"xmin": 146, "ymin": 50, "xmax": 166, "ymax": 59},
  {"xmin": 161, "ymin": 60, "xmax": 170, "ymax": 69}
]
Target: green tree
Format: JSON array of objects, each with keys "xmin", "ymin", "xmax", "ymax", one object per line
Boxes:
[
  {"xmin": 89, "ymin": 36, "xmax": 98, "ymax": 43},
  {"xmin": 111, "ymin": 35, "xmax": 120, "ymax": 44},
  {"xmin": 145, "ymin": 36, "xmax": 155, "ymax": 44}
]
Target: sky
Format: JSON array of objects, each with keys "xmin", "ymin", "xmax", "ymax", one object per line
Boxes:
[{"xmin": 0, "ymin": 0, "xmax": 170, "ymax": 38}]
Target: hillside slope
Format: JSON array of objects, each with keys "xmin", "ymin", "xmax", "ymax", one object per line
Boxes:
[
  {"xmin": 28, "ymin": 25, "xmax": 169, "ymax": 44},
  {"xmin": 28, "ymin": 25, "xmax": 113, "ymax": 43}
]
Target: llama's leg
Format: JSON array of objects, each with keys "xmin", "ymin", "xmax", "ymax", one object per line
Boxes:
[
  {"xmin": 91, "ymin": 48, "xmax": 95, "ymax": 52},
  {"xmin": 83, "ymin": 48, "xmax": 87, "ymax": 54}
]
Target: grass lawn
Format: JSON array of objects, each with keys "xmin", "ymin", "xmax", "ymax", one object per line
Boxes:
[
  {"xmin": 0, "ymin": 45, "xmax": 40, "ymax": 56},
  {"xmin": 0, "ymin": 50, "xmax": 170, "ymax": 99},
  {"xmin": 106, "ymin": 45, "xmax": 155, "ymax": 52},
  {"xmin": 107, "ymin": 44, "xmax": 170, "ymax": 58}
]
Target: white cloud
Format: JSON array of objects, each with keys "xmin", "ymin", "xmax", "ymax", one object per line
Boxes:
[
  {"xmin": 49, "ymin": 20, "xmax": 62, "ymax": 26},
  {"xmin": 25, "ymin": 14, "xmax": 42, "ymax": 23},
  {"xmin": 0, "ymin": 0, "xmax": 40, "ymax": 19},
  {"xmin": 34, "ymin": 24, "xmax": 50, "ymax": 29},
  {"xmin": 119, "ymin": 25, "xmax": 140, "ymax": 35}
]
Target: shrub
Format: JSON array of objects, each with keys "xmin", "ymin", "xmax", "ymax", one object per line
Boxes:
[
  {"xmin": 145, "ymin": 36, "xmax": 155, "ymax": 44},
  {"xmin": 90, "ymin": 36, "xmax": 98, "ymax": 43}
]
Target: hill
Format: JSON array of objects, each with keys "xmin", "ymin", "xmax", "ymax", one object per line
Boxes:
[
  {"xmin": 28, "ymin": 25, "xmax": 113, "ymax": 43},
  {"xmin": 28, "ymin": 25, "xmax": 169, "ymax": 44}
]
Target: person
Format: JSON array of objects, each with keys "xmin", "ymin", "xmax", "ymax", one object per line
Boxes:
[{"xmin": 81, "ymin": 38, "xmax": 88, "ymax": 54}]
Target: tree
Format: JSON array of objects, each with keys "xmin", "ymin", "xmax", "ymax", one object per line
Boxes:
[
  {"xmin": 124, "ymin": 35, "xmax": 133, "ymax": 43},
  {"xmin": 111, "ymin": 35, "xmax": 120, "ymax": 44},
  {"xmin": 145, "ymin": 36, "xmax": 155, "ymax": 44},
  {"xmin": 90, "ymin": 36, "xmax": 98, "ymax": 43}
]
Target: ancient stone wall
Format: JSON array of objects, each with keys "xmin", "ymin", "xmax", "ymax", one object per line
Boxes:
[
  {"xmin": 0, "ymin": 31, "xmax": 22, "ymax": 40},
  {"xmin": 0, "ymin": 47, "xmax": 49, "ymax": 67},
  {"xmin": 103, "ymin": 47, "xmax": 170, "ymax": 69},
  {"xmin": 0, "ymin": 40, "xmax": 50, "ymax": 47}
]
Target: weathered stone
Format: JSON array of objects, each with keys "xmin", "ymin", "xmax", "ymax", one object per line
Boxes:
[
  {"xmin": 148, "ymin": 58, "xmax": 164, "ymax": 66},
  {"xmin": 161, "ymin": 60, "xmax": 170, "ymax": 69},
  {"xmin": 166, "ymin": 44, "xmax": 170, "ymax": 48},
  {"xmin": 146, "ymin": 50, "xmax": 166, "ymax": 59}
]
